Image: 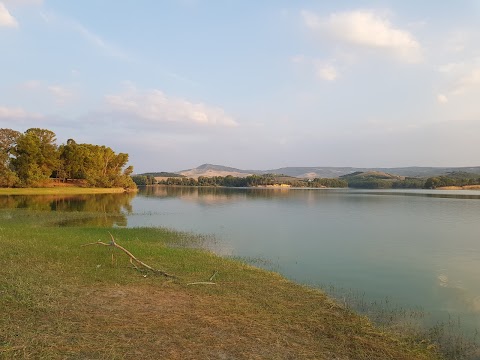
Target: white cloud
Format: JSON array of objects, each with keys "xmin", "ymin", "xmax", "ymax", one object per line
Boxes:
[
  {"xmin": 38, "ymin": 10, "xmax": 128, "ymax": 60},
  {"xmin": 291, "ymin": 54, "xmax": 306, "ymax": 64},
  {"xmin": 452, "ymin": 68, "xmax": 480, "ymax": 95},
  {"xmin": 437, "ymin": 94, "xmax": 448, "ymax": 104},
  {"xmin": 21, "ymin": 80, "xmax": 41, "ymax": 89},
  {"xmin": 438, "ymin": 60, "xmax": 480, "ymax": 96},
  {"xmin": 292, "ymin": 55, "xmax": 339, "ymax": 82},
  {"xmin": 3, "ymin": 0, "xmax": 43, "ymax": 5},
  {"xmin": 315, "ymin": 63, "xmax": 337, "ymax": 81},
  {"xmin": 302, "ymin": 9, "xmax": 422, "ymax": 63},
  {"xmin": 105, "ymin": 87, "xmax": 238, "ymax": 127},
  {"xmin": 0, "ymin": 106, "xmax": 43, "ymax": 119},
  {"xmin": 444, "ymin": 30, "xmax": 469, "ymax": 53},
  {"xmin": 0, "ymin": 2, "xmax": 18, "ymax": 27},
  {"xmin": 48, "ymin": 85, "xmax": 73, "ymax": 102}
]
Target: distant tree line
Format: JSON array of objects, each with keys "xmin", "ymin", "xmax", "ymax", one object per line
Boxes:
[
  {"xmin": 0, "ymin": 128, "xmax": 136, "ymax": 189},
  {"xmin": 137, "ymin": 174, "xmax": 348, "ymax": 188},
  {"xmin": 424, "ymin": 175, "xmax": 480, "ymax": 189},
  {"xmin": 132, "ymin": 171, "xmax": 480, "ymax": 190},
  {"xmin": 344, "ymin": 173, "xmax": 480, "ymax": 189}
]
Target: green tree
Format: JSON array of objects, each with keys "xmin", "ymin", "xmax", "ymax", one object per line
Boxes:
[
  {"xmin": 12, "ymin": 128, "xmax": 59, "ymax": 186},
  {"xmin": 0, "ymin": 128, "xmax": 21, "ymax": 187}
]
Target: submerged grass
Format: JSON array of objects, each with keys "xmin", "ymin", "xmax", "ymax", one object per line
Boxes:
[
  {"xmin": 0, "ymin": 209, "xmax": 441, "ymax": 359},
  {"xmin": 321, "ymin": 284, "xmax": 480, "ymax": 360}
]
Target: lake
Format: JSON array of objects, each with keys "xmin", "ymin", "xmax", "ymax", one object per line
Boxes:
[
  {"xmin": 130, "ymin": 186, "xmax": 480, "ymax": 334},
  {"xmin": 3, "ymin": 186, "xmax": 480, "ymax": 335}
]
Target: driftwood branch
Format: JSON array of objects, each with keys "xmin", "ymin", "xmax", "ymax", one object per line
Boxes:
[
  {"xmin": 82, "ymin": 233, "xmax": 177, "ymax": 279},
  {"xmin": 209, "ymin": 270, "xmax": 218, "ymax": 281},
  {"xmin": 187, "ymin": 282, "xmax": 216, "ymax": 286},
  {"xmin": 186, "ymin": 270, "xmax": 219, "ymax": 286}
]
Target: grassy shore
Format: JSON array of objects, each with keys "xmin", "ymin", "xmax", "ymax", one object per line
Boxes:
[
  {"xmin": 0, "ymin": 187, "xmax": 131, "ymax": 195},
  {"xmin": 0, "ymin": 209, "xmax": 440, "ymax": 359}
]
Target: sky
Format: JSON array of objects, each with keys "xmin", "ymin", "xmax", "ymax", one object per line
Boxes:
[{"xmin": 1, "ymin": 0, "xmax": 480, "ymax": 173}]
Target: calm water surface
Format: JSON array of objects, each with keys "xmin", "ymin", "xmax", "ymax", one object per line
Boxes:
[{"xmin": 130, "ymin": 186, "xmax": 480, "ymax": 332}]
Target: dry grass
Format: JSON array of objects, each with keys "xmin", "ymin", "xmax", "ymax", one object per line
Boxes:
[
  {"xmin": 437, "ymin": 185, "xmax": 480, "ymax": 190},
  {"xmin": 0, "ymin": 211, "xmax": 440, "ymax": 360}
]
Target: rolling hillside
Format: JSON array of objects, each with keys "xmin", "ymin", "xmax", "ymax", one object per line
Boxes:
[{"xmin": 172, "ymin": 164, "xmax": 480, "ymax": 179}]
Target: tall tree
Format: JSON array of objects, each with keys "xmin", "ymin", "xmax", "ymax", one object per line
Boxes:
[
  {"xmin": 12, "ymin": 128, "xmax": 59, "ymax": 186},
  {"xmin": 0, "ymin": 128, "xmax": 21, "ymax": 187}
]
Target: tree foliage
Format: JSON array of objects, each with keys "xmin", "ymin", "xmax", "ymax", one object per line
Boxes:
[
  {"xmin": 0, "ymin": 128, "xmax": 21, "ymax": 187},
  {"xmin": 156, "ymin": 175, "xmax": 348, "ymax": 188},
  {"xmin": 0, "ymin": 128, "xmax": 136, "ymax": 189}
]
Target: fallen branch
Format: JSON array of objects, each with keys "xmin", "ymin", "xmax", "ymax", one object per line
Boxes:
[
  {"xmin": 209, "ymin": 270, "xmax": 218, "ymax": 281},
  {"xmin": 82, "ymin": 232, "xmax": 177, "ymax": 279},
  {"xmin": 186, "ymin": 282, "xmax": 217, "ymax": 286},
  {"xmin": 186, "ymin": 270, "xmax": 219, "ymax": 286}
]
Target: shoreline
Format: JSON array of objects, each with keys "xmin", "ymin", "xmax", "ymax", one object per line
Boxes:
[
  {"xmin": 0, "ymin": 186, "xmax": 135, "ymax": 195},
  {"xmin": 0, "ymin": 209, "xmax": 440, "ymax": 359},
  {"xmin": 436, "ymin": 185, "xmax": 480, "ymax": 190}
]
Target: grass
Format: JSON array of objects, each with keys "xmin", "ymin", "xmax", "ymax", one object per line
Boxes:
[
  {"xmin": 0, "ymin": 187, "xmax": 130, "ymax": 195},
  {"xmin": 0, "ymin": 209, "xmax": 442, "ymax": 359},
  {"xmin": 320, "ymin": 284, "xmax": 479, "ymax": 359}
]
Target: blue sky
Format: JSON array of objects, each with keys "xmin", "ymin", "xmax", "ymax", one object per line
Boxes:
[{"xmin": 1, "ymin": 0, "xmax": 480, "ymax": 172}]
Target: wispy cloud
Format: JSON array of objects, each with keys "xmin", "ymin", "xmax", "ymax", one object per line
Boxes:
[
  {"xmin": 105, "ymin": 86, "xmax": 238, "ymax": 128},
  {"xmin": 315, "ymin": 63, "xmax": 338, "ymax": 81},
  {"xmin": 302, "ymin": 9, "xmax": 423, "ymax": 63},
  {"xmin": 292, "ymin": 55, "xmax": 338, "ymax": 81},
  {"xmin": 451, "ymin": 68, "xmax": 480, "ymax": 95},
  {"xmin": 3, "ymin": 0, "xmax": 43, "ymax": 5},
  {"xmin": 0, "ymin": 105, "xmax": 43, "ymax": 119},
  {"xmin": 48, "ymin": 85, "xmax": 74, "ymax": 103},
  {"xmin": 39, "ymin": 10, "xmax": 129, "ymax": 60},
  {"xmin": 0, "ymin": 2, "xmax": 18, "ymax": 27},
  {"xmin": 19, "ymin": 80, "xmax": 75, "ymax": 104},
  {"xmin": 438, "ymin": 59, "xmax": 480, "ymax": 96},
  {"xmin": 437, "ymin": 94, "xmax": 448, "ymax": 104}
]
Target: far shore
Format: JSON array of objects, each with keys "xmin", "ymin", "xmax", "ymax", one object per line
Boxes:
[{"xmin": 437, "ymin": 185, "xmax": 480, "ymax": 190}]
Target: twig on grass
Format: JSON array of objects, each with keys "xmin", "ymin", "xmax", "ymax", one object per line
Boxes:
[
  {"xmin": 186, "ymin": 282, "xmax": 216, "ymax": 286},
  {"xmin": 82, "ymin": 232, "xmax": 177, "ymax": 279},
  {"xmin": 209, "ymin": 270, "xmax": 218, "ymax": 281}
]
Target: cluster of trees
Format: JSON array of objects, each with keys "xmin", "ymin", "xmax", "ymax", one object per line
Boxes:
[
  {"xmin": 0, "ymin": 128, "xmax": 136, "ymax": 189},
  {"xmin": 147, "ymin": 174, "xmax": 348, "ymax": 188},
  {"xmin": 344, "ymin": 177, "xmax": 425, "ymax": 189},
  {"xmin": 424, "ymin": 175, "xmax": 480, "ymax": 189},
  {"xmin": 341, "ymin": 172, "xmax": 480, "ymax": 189},
  {"xmin": 131, "ymin": 175, "xmax": 157, "ymax": 186},
  {"xmin": 142, "ymin": 173, "xmax": 480, "ymax": 190}
]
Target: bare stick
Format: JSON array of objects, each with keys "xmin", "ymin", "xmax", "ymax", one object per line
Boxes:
[
  {"xmin": 82, "ymin": 233, "xmax": 177, "ymax": 279},
  {"xmin": 186, "ymin": 282, "xmax": 217, "ymax": 286},
  {"xmin": 209, "ymin": 270, "xmax": 218, "ymax": 281}
]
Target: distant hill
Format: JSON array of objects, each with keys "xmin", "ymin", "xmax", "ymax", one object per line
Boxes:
[
  {"xmin": 139, "ymin": 172, "xmax": 184, "ymax": 178},
  {"xmin": 173, "ymin": 164, "xmax": 480, "ymax": 179},
  {"xmin": 178, "ymin": 163, "xmax": 255, "ymax": 178},
  {"xmin": 340, "ymin": 171, "xmax": 405, "ymax": 180},
  {"xmin": 339, "ymin": 171, "xmax": 416, "ymax": 189}
]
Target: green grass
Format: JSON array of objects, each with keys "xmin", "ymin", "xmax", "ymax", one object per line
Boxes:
[
  {"xmin": 0, "ymin": 209, "xmax": 441, "ymax": 359},
  {"xmin": 0, "ymin": 187, "xmax": 130, "ymax": 195}
]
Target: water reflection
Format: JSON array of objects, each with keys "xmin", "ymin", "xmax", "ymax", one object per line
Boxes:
[
  {"xmin": 140, "ymin": 185, "xmax": 333, "ymax": 203},
  {"xmin": 140, "ymin": 185, "xmax": 480, "ymax": 202},
  {"xmin": 0, "ymin": 193, "xmax": 135, "ymax": 227}
]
